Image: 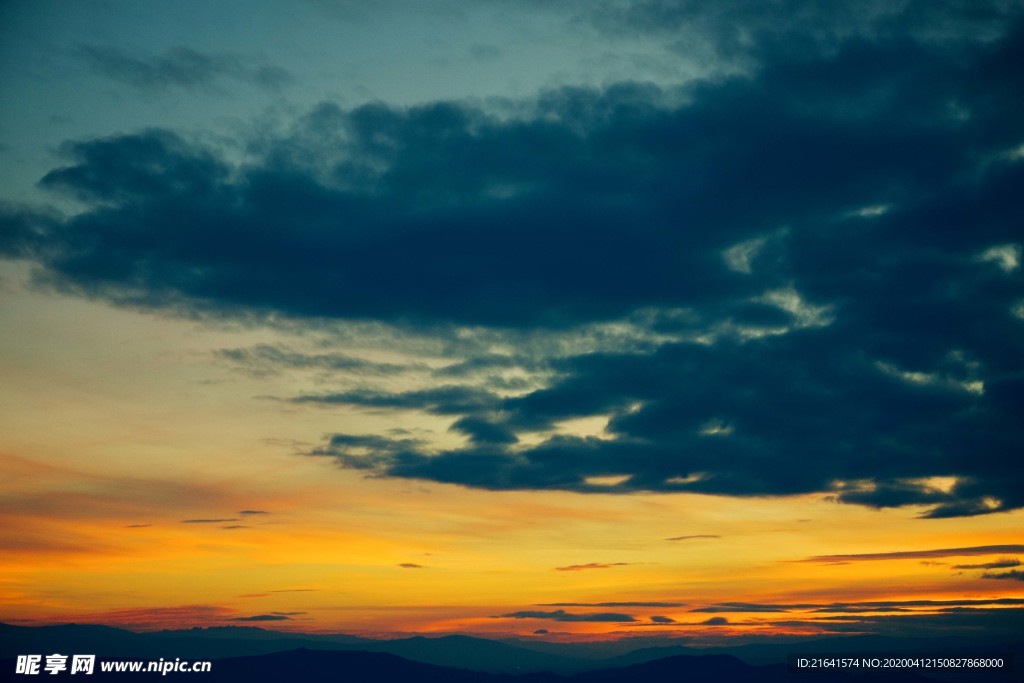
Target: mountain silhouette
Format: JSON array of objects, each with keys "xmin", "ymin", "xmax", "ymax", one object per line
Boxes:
[{"xmin": 2, "ymin": 623, "xmax": 1018, "ymax": 682}]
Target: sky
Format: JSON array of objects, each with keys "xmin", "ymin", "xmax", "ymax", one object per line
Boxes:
[{"xmin": 1, "ymin": 0, "xmax": 1023, "ymax": 641}]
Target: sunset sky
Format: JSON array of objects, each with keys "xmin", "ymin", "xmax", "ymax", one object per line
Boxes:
[{"xmin": 1, "ymin": 0, "xmax": 1023, "ymax": 641}]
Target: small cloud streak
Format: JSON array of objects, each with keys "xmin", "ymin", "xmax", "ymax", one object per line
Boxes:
[
  {"xmin": 666, "ymin": 534, "xmax": 720, "ymax": 541},
  {"xmin": 181, "ymin": 518, "xmax": 240, "ymax": 524},
  {"xmin": 953, "ymin": 558, "xmax": 1021, "ymax": 570},
  {"xmin": 554, "ymin": 562, "xmax": 632, "ymax": 571},
  {"xmin": 398, "ymin": 563, "xmax": 425, "ymax": 569},
  {"xmin": 78, "ymin": 45, "xmax": 291, "ymax": 92},
  {"xmin": 799, "ymin": 545, "xmax": 1024, "ymax": 563},
  {"xmin": 538, "ymin": 602, "xmax": 685, "ymax": 608},
  {"xmin": 497, "ymin": 609, "xmax": 636, "ymax": 623}
]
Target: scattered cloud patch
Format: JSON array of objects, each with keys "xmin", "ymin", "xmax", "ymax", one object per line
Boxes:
[{"xmin": 497, "ymin": 610, "xmax": 636, "ymax": 622}]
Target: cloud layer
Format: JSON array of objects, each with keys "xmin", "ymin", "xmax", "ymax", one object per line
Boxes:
[{"xmin": 3, "ymin": 1, "xmax": 1023, "ymax": 517}]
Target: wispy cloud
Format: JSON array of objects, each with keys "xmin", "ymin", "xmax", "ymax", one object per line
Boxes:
[
  {"xmin": 953, "ymin": 558, "xmax": 1021, "ymax": 570},
  {"xmin": 181, "ymin": 518, "xmax": 240, "ymax": 524},
  {"xmin": 217, "ymin": 344, "xmax": 415, "ymax": 378},
  {"xmin": 692, "ymin": 598, "xmax": 1024, "ymax": 613},
  {"xmin": 554, "ymin": 562, "xmax": 633, "ymax": 572},
  {"xmin": 497, "ymin": 610, "xmax": 636, "ymax": 622},
  {"xmin": 538, "ymin": 602, "xmax": 685, "ymax": 608},
  {"xmin": 78, "ymin": 45, "xmax": 291, "ymax": 92},
  {"xmin": 799, "ymin": 546, "xmax": 1024, "ymax": 563}
]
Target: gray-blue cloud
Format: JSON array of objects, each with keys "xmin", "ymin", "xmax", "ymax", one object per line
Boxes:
[{"xmin": 3, "ymin": 2, "xmax": 1023, "ymax": 518}]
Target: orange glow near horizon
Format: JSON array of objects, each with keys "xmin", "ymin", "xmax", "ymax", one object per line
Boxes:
[
  {"xmin": 1, "ymin": 294, "xmax": 1022, "ymax": 641},
  {"xmin": 4, "ymin": 441, "xmax": 1021, "ymax": 638}
]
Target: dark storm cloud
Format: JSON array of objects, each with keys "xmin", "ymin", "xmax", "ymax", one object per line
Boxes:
[
  {"xmin": 449, "ymin": 416, "xmax": 518, "ymax": 445},
  {"xmin": 800, "ymin": 545, "xmax": 1024, "ymax": 563},
  {"xmin": 78, "ymin": 45, "xmax": 292, "ymax": 92},
  {"xmin": 3, "ymin": 3, "xmax": 1024, "ymax": 517},
  {"xmin": 497, "ymin": 610, "xmax": 636, "ymax": 623}
]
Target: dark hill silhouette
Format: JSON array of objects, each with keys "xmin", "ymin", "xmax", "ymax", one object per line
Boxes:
[
  {"xmin": 2, "ymin": 647, "xmax": 962, "ymax": 683},
  {"xmin": 2, "ymin": 623, "xmax": 1017, "ymax": 682},
  {"xmin": 0, "ymin": 623, "xmax": 583, "ymax": 675}
]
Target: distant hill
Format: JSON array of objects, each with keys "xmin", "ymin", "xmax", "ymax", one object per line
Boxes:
[
  {"xmin": 2, "ymin": 647, "xmax": 966, "ymax": 683},
  {"xmin": 0, "ymin": 623, "xmax": 583, "ymax": 675},
  {"xmin": 2, "ymin": 623, "xmax": 1018, "ymax": 682}
]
